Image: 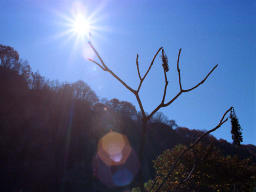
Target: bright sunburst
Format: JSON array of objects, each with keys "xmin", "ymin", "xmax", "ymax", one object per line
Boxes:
[
  {"xmin": 70, "ymin": 13, "xmax": 92, "ymax": 40},
  {"xmin": 54, "ymin": 1, "xmax": 109, "ymax": 59},
  {"xmin": 57, "ymin": 2, "xmax": 98, "ymax": 43}
]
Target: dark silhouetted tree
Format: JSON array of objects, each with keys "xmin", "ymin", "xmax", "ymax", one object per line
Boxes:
[{"xmin": 230, "ymin": 108, "xmax": 243, "ymax": 145}]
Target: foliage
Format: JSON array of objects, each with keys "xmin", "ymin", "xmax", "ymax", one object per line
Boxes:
[
  {"xmin": 0, "ymin": 44, "xmax": 19, "ymax": 68},
  {"xmin": 230, "ymin": 108, "xmax": 243, "ymax": 145},
  {"xmin": 146, "ymin": 143, "xmax": 256, "ymax": 192}
]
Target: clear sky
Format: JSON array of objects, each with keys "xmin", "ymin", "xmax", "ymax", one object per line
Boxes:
[{"xmin": 0, "ymin": 0, "xmax": 255, "ymax": 145}]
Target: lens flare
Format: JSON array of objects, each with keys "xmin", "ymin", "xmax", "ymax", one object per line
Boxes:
[
  {"xmin": 93, "ymin": 155, "xmax": 113, "ymax": 187},
  {"xmin": 111, "ymin": 150, "xmax": 140, "ymax": 187},
  {"xmin": 112, "ymin": 168, "xmax": 133, "ymax": 186},
  {"xmin": 97, "ymin": 131, "xmax": 131, "ymax": 166},
  {"xmin": 94, "ymin": 131, "xmax": 140, "ymax": 187}
]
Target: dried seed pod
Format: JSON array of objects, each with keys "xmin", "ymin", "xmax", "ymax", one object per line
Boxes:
[{"xmin": 161, "ymin": 49, "xmax": 169, "ymax": 72}]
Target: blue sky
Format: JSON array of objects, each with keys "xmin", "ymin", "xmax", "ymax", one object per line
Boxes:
[{"xmin": 0, "ymin": 0, "xmax": 255, "ymax": 145}]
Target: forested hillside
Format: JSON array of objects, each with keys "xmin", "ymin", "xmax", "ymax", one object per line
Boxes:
[{"xmin": 0, "ymin": 45, "xmax": 255, "ymax": 191}]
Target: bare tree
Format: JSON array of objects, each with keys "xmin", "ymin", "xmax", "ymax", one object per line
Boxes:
[{"xmin": 87, "ymin": 41, "xmax": 231, "ymax": 192}]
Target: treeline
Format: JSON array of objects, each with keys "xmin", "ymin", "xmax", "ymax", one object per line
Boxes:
[{"xmin": 0, "ymin": 45, "xmax": 255, "ymax": 192}]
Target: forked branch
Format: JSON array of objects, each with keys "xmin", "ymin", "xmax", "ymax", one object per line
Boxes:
[
  {"xmin": 88, "ymin": 41, "xmax": 136, "ymax": 94},
  {"xmin": 182, "ymin": 64, "xmax": 218, "ymax": 92},
  {"xmin": 147, "ymin": 48, "xmax": 218, "ymax": 120},
  {"xmin": 88, "ymin": 41, "xmax": 107, "ymax": 69},
  {"xmin": 137, "ymin": 47, "xmax": 163, "ymax": 92},
  {"xmin": 88, "ymin": 42, "xmax": 163, "ymax": 119},
  {"xmin": 88, "ymin": 41, "xmax": 218, "ymax": 121}
]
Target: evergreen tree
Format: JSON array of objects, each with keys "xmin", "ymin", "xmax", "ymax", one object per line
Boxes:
[{"xmin": 230, "ymin": 108, "xmax": 243, "ymax": 145}]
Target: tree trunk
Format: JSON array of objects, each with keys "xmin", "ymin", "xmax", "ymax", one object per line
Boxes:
[{"xmin": 138, "ymin": 119, "xmax": 148, "ymax": 192}]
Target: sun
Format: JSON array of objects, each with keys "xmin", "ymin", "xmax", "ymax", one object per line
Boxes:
[
  {"xmin": 71, "ymin": 13, "xmax": 92, "ymax": 39},
  {"xmin": 55, "ymin": 1, "xmax": 109, "ymax": 51}
]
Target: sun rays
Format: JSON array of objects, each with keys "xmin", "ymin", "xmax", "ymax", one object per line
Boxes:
[
  {"xmin": 71, "ymin": 13, "xmax": 92, "ymax": 39},
  {"xmin": 53, "ymin": 1, "xmax": 109, "ymax": 51}
]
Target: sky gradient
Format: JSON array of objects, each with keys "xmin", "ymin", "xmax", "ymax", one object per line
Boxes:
[{"xmin": 0, "ymin": 0, "xmax": 255, "ymax": 144}]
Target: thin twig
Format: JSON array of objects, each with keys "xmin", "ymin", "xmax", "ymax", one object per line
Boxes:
[
  {"xmin": 137, "ymin": 47, "xmax": 163, "ymax": 92},
  {"xmin": 136, "ymin": 54, "xmax": 142, "ymax": 80},
  {"xmin": 147, "ymin": 91, "xmax": 182, "ymax": 120},
  {"xmin": 172, "ymin": 139, "xmax": 215, "ymax": 192},
  {"xmin": 183, "ymin": 64, "xmax": 218, "ymax": 92},
  {"xmin": 88, "ymin": 42, "xmax": 136, "ymax": 94},
  {"xmin": 172, "ymin": 161, "xmax": 196, "ymax": 192},
  {"xmin": 177, "ymin": 48, "xmax": 182, "ymax": 91},
  {"xmin": 147, "ymin": 49, "xmax": 217, "ymax": 120},
  {"xmin": 183, "ymin": 161, "xmax": 196, "ymax": 183},
  {"xmin": 88, "ymin": 59, "xmax": 106, "ymax": 71},
  {"xmin": 88, "ymin": 41, "xmax": 107, "ymax": 69},
  {"xmin": 151, "ymin": 107, "xmax": 232, "ymax": 192},
  {"xmin": 161, "ymin": 70, "xmax": 168, "ymax": 104}
]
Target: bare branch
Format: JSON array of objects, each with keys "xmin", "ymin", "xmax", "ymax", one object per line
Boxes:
[
  {"xmin": 161, "ymin": 70, "xmax": 168, "ymax": 104},
  {"xmin": 143, "ymin": 47, "xmax": 163, "ymax": 80},
  {"xmin": 135, "ymin": 93, "xmax": 146, "ymax": 119},
  {"xmin": 165, "ymin": 63, "xmax": 218, "ymax": 106},
  {"xmin": 172, "ymin": 161, "xmax": 196, "ymax": 192},
  {"xmin": 172, "ymin": 139, "xmax": 215, "ymax": 192},
  {"xmin": 147, "ymin": 91, "xmax": 182, "ymax": 120},
  {"xmin": 147, "ymin": 50, "xmax": 218, "ymax": 121},
  {"xmin": 151, "ymin": 107, "xmax": 232, "ymax": 192},
  {"xmin": 88, "ymin": 41, "xmax": 107, "ymax": 69},
  {"xmin": 183, "ymin": 64, "xmax": 218, "ymax": 92},
  {"xmin": 183, "ymin": 161, "xmax": 196, "ymax": 183},
  {"xmin": 88, "ymin": 42, "xmax": 136, "ymax": 94},
  {"xmin": 88, "ymin": 41, "xmax": 148, "ymax": 120},
  {"xmin": 88, "ymin": 58, "xmax": 106, "ymax": 71},
  {"xmin": 177, "ymin": 48, "xmax": 182, "ymax": 91},
  {"xmin": 219, "ymin": 106, "xmax": 233, "ymax": 124},
  {"xmin": 136, "ymin": 54, "xmax": 142, "ymax": 80},
  {"xmin": 137, "ymin": 47, "xmax": 163, "ymax": 92}
]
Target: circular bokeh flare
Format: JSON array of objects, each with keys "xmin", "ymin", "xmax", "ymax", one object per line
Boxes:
[
  {"xmin": 97, "ymin": 131, "xmax": 131, "ymax": 166},
  {"xmin": 94, "ymin": 131, "xmax": 140, "ymax": 187}
]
